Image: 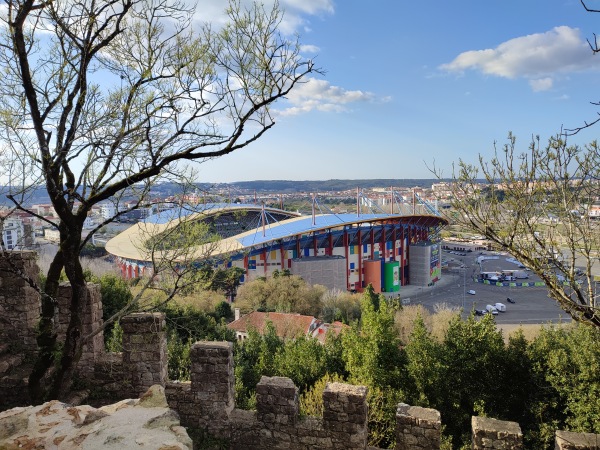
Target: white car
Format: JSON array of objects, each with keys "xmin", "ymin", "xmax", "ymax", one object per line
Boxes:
[
  {"xmin": 494, "ymin": 302, "xmax": 506, "ymax": 312},
  {"xmin": 468, "ymin": 289, "xmax": 476, "ymax": 295},
  {"xmin": 486, "ymin": 304, "xmax": 499, "ymax": 315}
]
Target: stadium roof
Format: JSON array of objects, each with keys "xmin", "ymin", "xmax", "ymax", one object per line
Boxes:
[{"xmin": 105, "ymin": 203, "xmax": 448, "ymax": 263}]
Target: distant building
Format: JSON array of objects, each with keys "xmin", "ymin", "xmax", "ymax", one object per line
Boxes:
[
  {"xmin": 100, "ymin": 203, "xmax": 116, "ymax": 220},
  {"xmin": 106, "ymin": 203, "xmax": 447, "ymax": 291},
  {"xmin": 2, "ymin": 218, "xmax": 35, "ymax": 250}
]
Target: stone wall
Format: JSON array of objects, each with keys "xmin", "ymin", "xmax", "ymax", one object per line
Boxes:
[
  {"xmin": 396, "ymin": 403, "xmax": 441, "ymax": 450},
  {"xmin": 471, "ymin": 416, "xmax": 523, "ymax": 450},
  {"xmin": 55, "ymin": 282, "xmax": 105, "ymax": 378},
  {"xmin": 555, "ymin": 430, "xmax": 600, "ymax": 450},
  {"xmin": 166, "ymin": 341, "xmax": 369, "ymax": 450},
  {"xmin": 0, "ymin": 252, "xmax": 40, "ymax": 355},
  {"xmin": 121, "ymin": 312, "xmax": 168, "ymax": 398}
]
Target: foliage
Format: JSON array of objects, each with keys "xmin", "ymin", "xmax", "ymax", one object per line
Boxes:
[
  {"xmin": 213, "ymin": 301, "xmax": 233, "ymax": 321},
  {"xmin": 160, "ymin": 303, "xmax": 235, "ymax": 344},
  {"xmin": 105, "ymin": 321, "xmax": 123, "ymax": 353},
  {"xmin": 525, "ymin": 324, "xmax": 600, "ymax": 449},
  {"xmin": 0, "ymin": 0, "xmax": 317, "ymax": 401},
  {"xmin": 321, "ymin": 289, "xmax": 362, "ymax": 324},
  {"xmin": 92, "ymin": 274, "xmax": 134, "ymax": 344},
  {"xmin": 342, "ymin": 285, "xmax": 406, "ymax": 389},
  {"xmin": 341, "ymin": 286, "xmax": 409, "ymax": 448},
  {"xmin": 167, "ymin": 331, "xmax": 192, "ymax": 381},
  {"xmin": 405, "ymin": 316, "xmax": 444, "ymax": 407},
  {"xmin": 274, "ymin": 335, "xmax": 327, "ymax": 392},
  {"xmin": 234, "ymin": 275, "xmax": 327, "ymax": 316},
  {"xmin": 299, "ymin": 372, "xmax": 345, "ymax": 417},
  {"xmin": 234, "ymin": 323, "xmax": 284, "ymax": 409}
]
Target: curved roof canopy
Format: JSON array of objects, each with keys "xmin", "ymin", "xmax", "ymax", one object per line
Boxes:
[{"xmin": 105, "ymin": 203, "xmax": 448, "ymax": 263}]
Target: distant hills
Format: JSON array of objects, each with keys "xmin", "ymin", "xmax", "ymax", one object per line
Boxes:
[
  {"xmin": 229, "ymin": 179, "xmax": 440, "ymax": 192},
  {"xmin": 0, "ymin": 179, "xmax": 443, "ymax": 206}
]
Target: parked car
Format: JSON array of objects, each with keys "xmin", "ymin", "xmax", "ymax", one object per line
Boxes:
[
  {"xmin": 506, "ymin": 297, "xmax": 516, "ymax": 304},
  {"xmin": 468, "ymin": 290, "xmax": 476, "ymax": 295},
  {"xmin": 486, "ymin": 304, "xmax": 499, "ymax": 315},
  {"xmin": 475, "ymin": 309, "xmax": 485, "ymax": 316},
  {"xmin": 494, "ymin": 302, "xmax": 507, "ymax": 312}
]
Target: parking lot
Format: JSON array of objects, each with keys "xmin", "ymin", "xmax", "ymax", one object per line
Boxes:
[{"xmin": 397, "ymin": 250, "xmax": 572, "ymax": 325}]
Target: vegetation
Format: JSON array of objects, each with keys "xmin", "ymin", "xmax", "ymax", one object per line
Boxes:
[
  {"xmin": 442, "ymin": 133, "xmax": 600, "ymax": 328},
  {"xmin": 234, "ymin": 274, "xmax": 328, "ymax": 316},
  {"xmin": 0, "ymin": 0, "xmax": 318, "ymax": 402},
  {"xmin": 228, "ymin": 286, "xmax": 600, "ymax": 449}
]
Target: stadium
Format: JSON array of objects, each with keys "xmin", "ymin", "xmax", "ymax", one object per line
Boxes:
[{"xmin": 105, "ymin": 198, "xmax": 448, "ymax": 294}]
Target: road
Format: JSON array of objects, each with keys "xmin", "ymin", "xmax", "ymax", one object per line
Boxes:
[{"xmin": 396, "ymin": 250, "xmax": 572, "ymax": 325}]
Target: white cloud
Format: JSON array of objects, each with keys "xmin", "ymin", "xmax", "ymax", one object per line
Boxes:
[
  {"xmin": 191, "ymin": 0, "xmax": 334, "ymax": 35},
  {"xmin": 300, "ymin": 44, "xmax": 320, "ymax": 54},
  {"xmin": 529, "ymin": 78, "xmax": 553, "ymax": 92},
  {"xmin": 276, "ymin": 78, "xmax": 380, "ymax": 116},
  {"xmin": 440, "ymin": 26, "xmax": 599, "ymax": 90},
  {"xmin": 282, "ymin": 0, "xmax": 335, "ymax": 15}
]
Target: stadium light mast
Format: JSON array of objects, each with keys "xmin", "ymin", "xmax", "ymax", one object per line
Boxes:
[{"xmin": 261, "ymin": 202, "xmax": 266, "ymax": 237}]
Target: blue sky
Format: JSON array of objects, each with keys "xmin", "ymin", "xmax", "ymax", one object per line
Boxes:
[{"xmin": 195, "ymin": 0, "xmax": 600, "ymax": 183}]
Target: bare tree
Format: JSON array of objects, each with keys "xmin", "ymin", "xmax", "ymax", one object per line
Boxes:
[
  {"xmin": 0, "ymin": 0, "xmax": 318, "ymax": 402},
  {"xmin": 441, "ymin": 133, "xmax": 600, "ymax": 328}
]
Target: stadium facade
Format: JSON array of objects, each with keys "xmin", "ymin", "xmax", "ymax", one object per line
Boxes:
[{"xmin": 105, "ymin": 202, "xmax": 448, "ymax": 293}]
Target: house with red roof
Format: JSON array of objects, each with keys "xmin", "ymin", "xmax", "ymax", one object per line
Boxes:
[{"xmin": 228, "ymin": 309, "xmax": 348, "ymax": 343}]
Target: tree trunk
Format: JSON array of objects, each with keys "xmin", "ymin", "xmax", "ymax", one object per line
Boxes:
[
  {"xmin": 28, "ymin": 249, "xmax": 64, "ymax": 404},
  {"xmin": 50, "ymin": 220, "xmax": 87, "ymax": 400},
  {"xmin": 28, "ymin": 219, "xmax": 87, "ymax": 403}
]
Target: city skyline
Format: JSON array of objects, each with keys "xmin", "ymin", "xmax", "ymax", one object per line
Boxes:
[{"xmin": 192, "ymin": 0, "xmax": 600, "ymax": 183}]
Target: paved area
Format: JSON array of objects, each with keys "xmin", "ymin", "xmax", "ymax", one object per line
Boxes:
[{"xmin": 389, "ymin": 250, "xmax": 572, "ymax": 325}]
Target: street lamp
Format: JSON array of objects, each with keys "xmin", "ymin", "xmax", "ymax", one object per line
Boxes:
[{"xmin": 462, "ymin": 268, "xmax": 466, "ymax": 310}]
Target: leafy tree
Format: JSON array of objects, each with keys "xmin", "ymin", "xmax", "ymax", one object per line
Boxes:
[
  {"xmin": 342, "ymin": 285, "xmax": 406, "ymax": 389},
  {"xmin": 160, "ymin": 303, "xmax": 234, "ymax": 344},
  {"xmin": 0, "ymin": 0, "xmax": 318, "ymax": 402},
  {"xmin": 321, "ymin": 288, "xmax": 362, "ymax": 324},
  {"xmin": 299, "ymin": 372, "xmax": 345, "ymax": 417},
  {"xmin": 235, "ymin": 274, "xmax": 326, "ymax": 316},
  {"xmin": 93, "ymin": 274, "xmax": 133, "ymax": 344},
  {"xmin": 234, "ymin": 322, "xmax": 284, "ymax": 409},
  {"xmin": 526, "ymin": 324, "xmax": 600, "ymax": 449},
  {"xmin": 405, "ymin": 316, "xmax": 445, "ymax": 407},
  {"xmin": 442, "ymin": 133, "xmax": 600, "ymax": 328},
  {"xmin": 341, "ymin": 285, "xmax": 408, "ymax": 448},
  {"xmin": 274, "ymin": 335, "xmax": 327, "ymax": 392},
  {"xmin": 213, "ymin": 300, "xmax": 233, "ymax": 321}
]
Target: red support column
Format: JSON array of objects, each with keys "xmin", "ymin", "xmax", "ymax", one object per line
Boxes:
[
  {"xmin": 400, "ymin": 227, "xmax": 405, "ymax": 286},
  {"xmin": 381, "ymin": 225, "xmax": 386, "ymax": 261},
  {"xmin": 313, "ymin": 233, "xmax": 318, "ymax": 256},
  {"xmin": 280, "ymin": 245, "xmax": 286, "ymax": 271},
  {"xmin": 296, "ymin": 236, "xmax": 301, "ymax": 259},
  {"xmin": 370, "ymin": 228, "xmax": 375, "ymax": 260},
  {"xmin": 243, "ymin": 254, "xmax": 249, "ymax": 277},
  {"xmin": 344, "ymin": 228, "xmax": 350, "ymax": 291},
  {"xmin": 262, "ymin": 249, "xmax": 267, "ymax": 275},
  {"xmin": 327, "ymin": 232, "xmax": 333, "ymax": 256},
  {"xmin": 357, "ymin": 229, "xmax": 363, "ymax": 291},
  {"xmin": 392, "ymin": 227, "xmax": 397, "ymax": 261}
]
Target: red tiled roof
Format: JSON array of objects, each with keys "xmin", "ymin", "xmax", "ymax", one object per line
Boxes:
[{"xmin": 227, "ymin": 311, "xmax": 318, "ymax": 340}]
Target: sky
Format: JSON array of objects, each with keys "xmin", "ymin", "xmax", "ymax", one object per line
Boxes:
[{"xmin": 193, "ymin": 0, "xmax": 600, "ymax": 183}]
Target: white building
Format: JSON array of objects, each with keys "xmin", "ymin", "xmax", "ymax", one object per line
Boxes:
[
  {"xmin": 2, "ymin": 218, "xmax": 34, "ymax": 250},
  {"xmin": 100, "ymin": 203, "xmax": 117, "ymax": 220}
]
